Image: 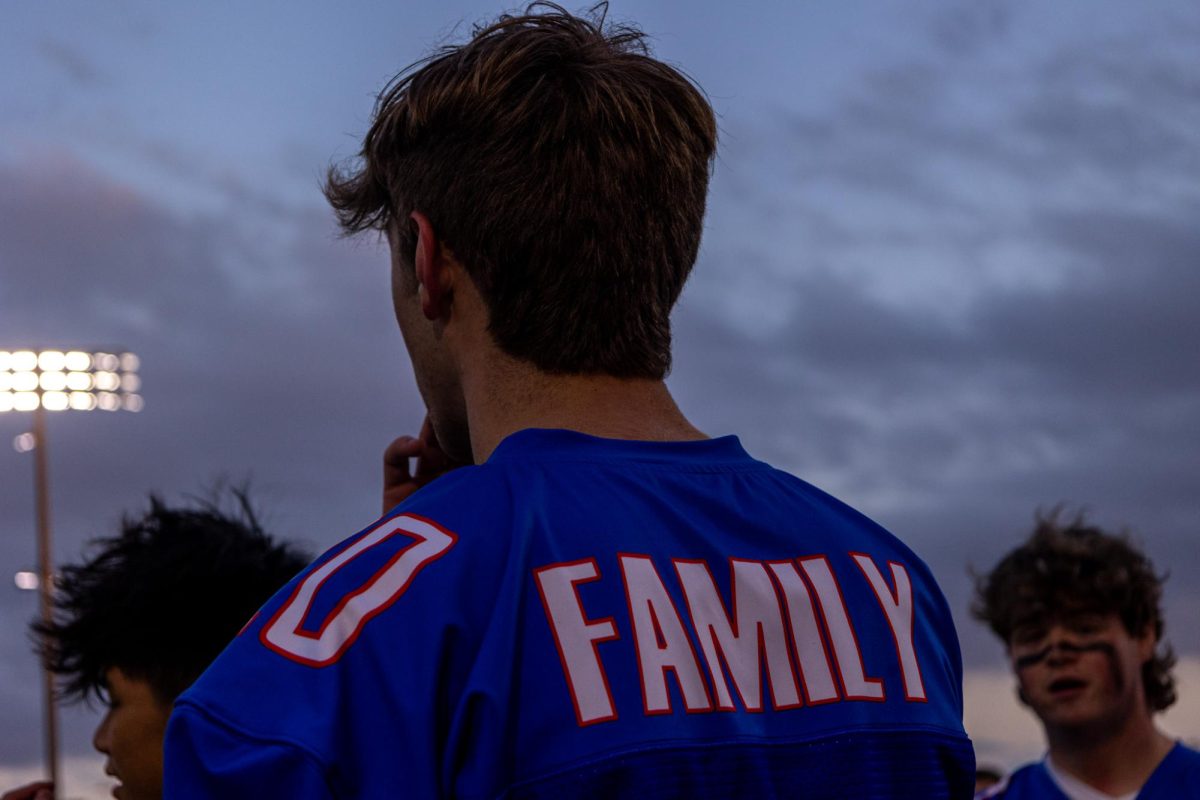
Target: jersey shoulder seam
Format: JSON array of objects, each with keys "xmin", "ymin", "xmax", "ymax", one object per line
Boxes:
[
  {"xmin": 174, "ymin": 698, "xmax": 333, "ymax": 776},
  {"xmin": 482, "ymin": 452, "xmax": 775, "ymax": 475}
]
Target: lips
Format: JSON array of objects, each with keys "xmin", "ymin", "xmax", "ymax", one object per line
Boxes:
[
  {"xmin": 104, "ymin": 766, "xmax": 123, "ymax": 798},
  {"xmin": 1048, "ymin": 677, "xmax": 1087, "ymax": 694}
]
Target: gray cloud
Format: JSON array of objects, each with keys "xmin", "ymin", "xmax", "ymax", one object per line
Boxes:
[
  {"xmin": 38, "ymin": 39, "xmax": 104, "ymax": 87},
  {"xmin": 929, "ymin": 0, "xmax": 1014, "ymax": 57},
  {"xmin": 3, "ymin": 0, "xmax": 1199, "ymax": 774},
  {"xmin": 677, "ymin": 2, "xmax": 1200, "ymax": 672},
  {"xmin": 0, "ymin": 152, "xmax": 420, "ymax": 764}
]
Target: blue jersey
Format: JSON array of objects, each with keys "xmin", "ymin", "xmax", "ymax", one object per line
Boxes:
[
  {"xmin": 165, "ymin": 430, "xmax": 974, "ymax": 798},
  {"xmin": 979, "ymin": 743, "xmax": 1200, "ymax": 799}
]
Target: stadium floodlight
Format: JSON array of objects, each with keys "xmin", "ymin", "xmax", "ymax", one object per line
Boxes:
[
  {"xmin": 0, "ymin": 349, "xmax": 143, "ymax": 414},
  {"xmin": 0, "ymin": 347, "xmax": 142, "ymax": 791}
]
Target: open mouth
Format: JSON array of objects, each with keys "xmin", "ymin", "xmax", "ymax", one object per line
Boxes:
[{"xmin": 1049, "ymin": 677, "xmax": 1087, "ymax": 694}]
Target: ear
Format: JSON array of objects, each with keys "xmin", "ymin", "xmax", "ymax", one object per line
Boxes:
[{"xmin": 410, "ymin": 210, "xmax": 451, "ymax": 321}]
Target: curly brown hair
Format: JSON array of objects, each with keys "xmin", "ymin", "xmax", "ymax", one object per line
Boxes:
[
  {"xmin": 324, "ymin": 2, "xmax": 717, "ymax": 379},
  {"xmin": 971, "ymin": 510, "xmax": 1176, "ymax": 711}
]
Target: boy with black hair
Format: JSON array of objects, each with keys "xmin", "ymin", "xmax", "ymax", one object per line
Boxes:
[
  {"xmin": 2, "ymin": 493, "xmax": 309, "ymax": 800},
  {"xmin": 973, "ymin": 512, "xmax": 1200, "ymax": 798},
  {"xmin": 165, "ymin": 4, "xmax": 974, "ymax": 797}
]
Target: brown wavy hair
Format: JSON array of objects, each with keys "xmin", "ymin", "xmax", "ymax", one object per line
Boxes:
[
  {"xmin": 971, "ymin": 510, "xmax": 1177, "ymax": 711},
  {"xmin": 324, "ymin": 2, "xmax": 717, "ymax": 379}
]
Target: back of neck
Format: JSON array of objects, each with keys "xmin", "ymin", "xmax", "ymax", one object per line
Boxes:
[{"xmin": 462, "ymin": 356, "xmax": 706, "ymax": 462}]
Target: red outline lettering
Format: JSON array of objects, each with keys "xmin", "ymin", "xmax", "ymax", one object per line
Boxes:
[
  {"xmin": 766, "ymin": 560, "xmax": 841, "ymax": 705},
  {"xmin": 798, "ymin": 555, "xmax": 885, "ymax": 702},
  {"xmin": 261, "ymin": 513, "xmax": 457, "ymax": 667},
  {"xmin": 674, "ymin": 558, "xmax": 801, "ymax": 713},
  {"xmin": 533, "ymin": 558, "xmax": 620, "ymax": 727},
  {"xmin": 619, "ymin": 553, "xmax": 713, "ymax": 716},
  {"xmin": 851, "ymin": 553, "xmax": 927, "ymax": 702}
]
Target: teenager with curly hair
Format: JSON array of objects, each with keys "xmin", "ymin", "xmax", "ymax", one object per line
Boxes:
[{"xmin": 973, "ymin": 512, "xmax": 1199, "ymax": 799}]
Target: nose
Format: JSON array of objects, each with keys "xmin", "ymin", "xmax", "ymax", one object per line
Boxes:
[
  {"xmin": 1014, "ymin": 624, "xmax": 1091, "ymax": 670},
  {"xmin": 1043, "ymin": 626, "xmax": 1086, "ymax": 664},
  {"xmin": 93, "ymin": 710, "xmax": 112, "ymax": 754},
  {"xmin": 1044, "ymin": 644, "xmax": 1077, "ymax": 666}
]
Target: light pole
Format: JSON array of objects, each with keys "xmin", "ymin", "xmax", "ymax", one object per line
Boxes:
[{"xmin": 1, "ymin": 348, "xmax": 142, "ymax": 790}]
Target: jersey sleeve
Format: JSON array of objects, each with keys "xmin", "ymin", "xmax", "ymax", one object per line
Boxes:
[
  {"xmin": 164, "ymin": 703, "xmax": 333, "ymax": 800},
  {"xmin": 163, "ymin": 468, "xmax": 515, "ymax": 798}
]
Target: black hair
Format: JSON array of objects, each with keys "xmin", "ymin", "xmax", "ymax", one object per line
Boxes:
[{"xmin": 32, "ymin": 490, "xmax": 310, "ymax": 705}]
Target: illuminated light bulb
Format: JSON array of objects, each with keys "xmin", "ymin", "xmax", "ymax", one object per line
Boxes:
[
  {"xmin": 93, "ymin": 371, "xmax": 120, "ymax": 391},
  {"xmin": 120, "ymin": 353, "xmax": 140, "ymax": 372},
  {"xmin": 94, "ymin": 353, "xmax": 119, "ymax": 371},
  {"xmin": 12, "ymin": 372, "xmax": 39, "ymax": 392},
  {"xmin": 69, "ymin": 392, "xmax": 97, "ymax": 411},
  {"xmin": 0, "ymin": 392, "xmax": 13, "ymax": 412},
  {"xmin": 64, "ymin": 351, "xmax": 92, "ymax": 371},
  {"xmin": 0, "ymin": 373, "xmax": 10, "ymax": 392},
  {"xmin": 38, "ymin": 351, "xmax": 66, "ymax": 371},
  {"xmin": 66, "ymin": 372, "xmax": 93, "ymax": 391},
  {"xmin": 123, "ymin": 394, "xmax": 144, "ymax": 413},
  {"xmin": 97, "ymin": 392, "xmax": 121, "ymax": 411},
  {"xmin": 41, "ymin": 392, "xmax": 69, "ymax": 411},
  {"xmin": 14, "ymin": 392, "xmax": 39, "ymax": 411},
  {"xmin": 0, "ymin": 351, "xmax": 10, "ymax": 371},
  {"xmin": 14, "ymin": 572, "xmax": 38, "ymax": 590},
  {"xmin": 40, "ymin": 371, "xmax": 67, "ymax": 391},
  {"xmin": 121, "ymin": 373, "xmax": 141, "ymax": 393},
  {"xmin": 12, "ymin": 351, "xmax": 37, "ymax": 371}
]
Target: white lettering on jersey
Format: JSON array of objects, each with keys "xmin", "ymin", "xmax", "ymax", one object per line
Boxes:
[
  {"xmin": 534, "ymin": 559, "xmax": 620, "ymax": 726},
  {"xmin": 767, "ymin": 560, "xmax": 841, "ymax": 704},
  {"xmin": 261, "ymin": 514, "xmax": 456, "ymax": 667},
  {"xmin": 619, "ymin": 554, "xmax": 713, "ymax": 714},
  {"xmin": 674, "ymin": 559, "xmax": 802, "ymax": 712},
  {"xmin": 535, "ymin": 551, "xmax": 926, "ymax": 724},
  {"xmin": 852, "ymin": 553, "xmax": 927, "ymax": 701},
  {"xmin": 798, "ymin": 556, "xmax": 886, "ymax": 701}
]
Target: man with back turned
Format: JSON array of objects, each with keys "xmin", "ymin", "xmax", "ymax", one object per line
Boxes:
[{"xmin": 164, "ymin": 5, "xmax": 974, "ymax": 797}]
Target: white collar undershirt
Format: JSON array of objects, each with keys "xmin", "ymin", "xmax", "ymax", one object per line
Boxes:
[{"xmin": 1043, "ymin": 756, "xmax": 1139, "ymax": 800}]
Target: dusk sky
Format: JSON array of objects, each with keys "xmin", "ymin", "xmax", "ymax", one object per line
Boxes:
[{"xmin": 2, "ymin": 1, "xmax": 1198, "ymax": 796}]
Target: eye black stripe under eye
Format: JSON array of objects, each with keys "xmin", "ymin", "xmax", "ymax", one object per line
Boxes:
[
  {"xmin": 1014, "ymin": 645, "xmax": 1052, "ymax": 669},
  {"xmin": 1014, "ymin": 641, "xmax": 1113, "ymax": 669}
]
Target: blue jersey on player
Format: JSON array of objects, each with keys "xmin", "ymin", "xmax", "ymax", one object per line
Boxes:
[
  {"xmin": 165, "ymin": 430, "xmax": 974, "ymax": 798},
  {"xmin": 979, "ymin": 743, "xmax": 1200, "ymax": 799}
]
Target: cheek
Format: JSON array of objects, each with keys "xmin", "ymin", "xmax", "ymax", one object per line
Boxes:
[
  {"xmin": 110, "ymin": 712, "xmax": 167, "ymax": 798},
  {"xmin": 1012, "ymin": 651, "xmax": 1047, "ymax": 682},
  {"xmin": 1110, "ymin": 648, "xmax": 1147, "ymax": 695},
  {"xmin": 1013, "ymin": 664, "xmax": 1043, "ymax": 701},
  {"xmin": 1081, "ymin": 643, "xmax": 1125, "ymax": 691}
]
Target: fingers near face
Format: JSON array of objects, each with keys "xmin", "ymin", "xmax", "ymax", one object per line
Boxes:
[{"xmin": 0, "ymin": 781, "xmax": 54, "ymax": 800}]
